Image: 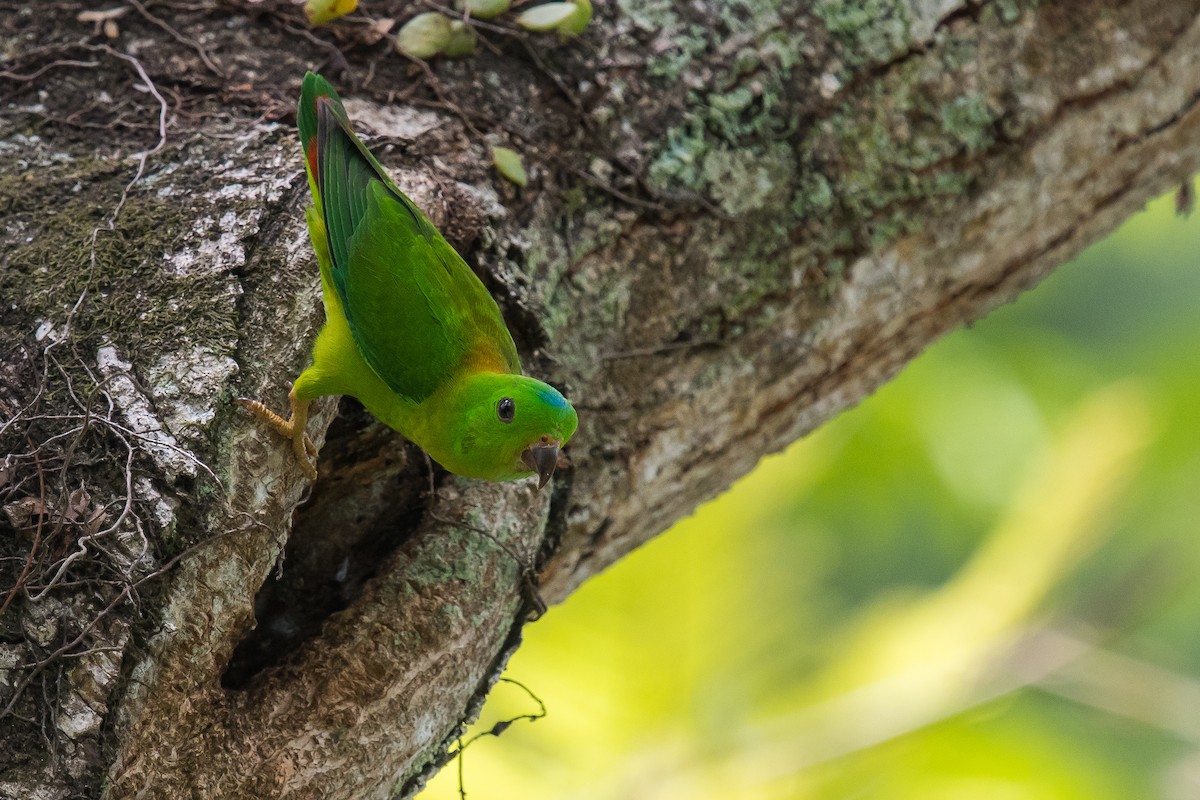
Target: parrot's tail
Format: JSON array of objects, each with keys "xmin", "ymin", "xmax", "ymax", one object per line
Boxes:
[
  {"xmin": 295, "ymin": 70, "xmax": 433, "ymax": 256},
  {"xmin": 298, "ymin": 71, "xmax": 350, "ymax": 184}
]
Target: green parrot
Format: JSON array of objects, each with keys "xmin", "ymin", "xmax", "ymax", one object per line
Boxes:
[{"xmin": 240, "ymin": 72, "xmax": 577, "ymax": 487}]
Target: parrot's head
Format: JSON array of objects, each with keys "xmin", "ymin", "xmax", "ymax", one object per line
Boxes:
[{"xmin": 447, "ymin": 373, "xmax": 578, "ymax": 487}]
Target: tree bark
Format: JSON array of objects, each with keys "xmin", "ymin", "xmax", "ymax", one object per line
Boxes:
[{"xmin": 0, "ymin": 0, "xmax": 1197, "ymax": 797}]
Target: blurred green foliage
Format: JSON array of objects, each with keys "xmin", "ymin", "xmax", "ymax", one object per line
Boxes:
[{"xmin": 422, "ymin": 180, "xmax": 1200, "ymax": 800}]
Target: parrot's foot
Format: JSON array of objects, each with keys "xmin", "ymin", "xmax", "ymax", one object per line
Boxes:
[{"xmin": 236, "ymin": 388, "xmax": 318, "ymax": 480}]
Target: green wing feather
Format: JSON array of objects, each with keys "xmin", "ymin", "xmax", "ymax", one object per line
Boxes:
[{"xmin": 298, "ymin": 72, "xmax": 521, "ymax": 403}]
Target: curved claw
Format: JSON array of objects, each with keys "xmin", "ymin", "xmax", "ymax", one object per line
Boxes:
[
  {"xmin": 292, "ymin": 428, "xmax": 318, "ymax": 480},
  {"xmin": 236, "ymin": 390, "xmax": 319, "ymax": 481}
]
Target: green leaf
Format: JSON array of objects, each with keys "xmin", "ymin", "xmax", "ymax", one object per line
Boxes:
[
  {"xmin": 492, "ymin": 146, "xmax": 528, "ymax": 187},
  {"xmin": 515, "ymin": 2, "xmax": 578, "ymax": 31},
  {"xmin": 458, "ymin": 0, "xmax": 511, "ymax": 20},
  {"xmin": 395, "ymin": 12, "xmax": 453, "ymax": 59},
  {"xmin": 305, "ymin": 0, "xmax": 357, "ymax": 26},
  {"xmin": 558, "ymin": 0, "xmax": 591, "ymax": 35},
  {"xmin": 443, "ymin": 20, "xmax": 478, "ymax": 57}
]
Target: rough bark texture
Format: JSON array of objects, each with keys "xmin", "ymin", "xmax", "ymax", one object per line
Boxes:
[{"xmin": 0, "ymin": 0, "xmax": 1197, "ymax": 798}]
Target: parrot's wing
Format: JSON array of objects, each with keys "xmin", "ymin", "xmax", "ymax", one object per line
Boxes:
[{"xmin": 301, "ymin": 73, "xmax": 521, "ymax": 403}]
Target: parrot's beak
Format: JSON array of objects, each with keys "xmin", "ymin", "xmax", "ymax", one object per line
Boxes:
[{"xmin": 521, "ymin": 439, "xmax": 561, "ymax": 490}]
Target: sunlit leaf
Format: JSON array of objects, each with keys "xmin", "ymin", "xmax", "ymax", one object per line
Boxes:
[
  {"xmin": 492, "ymin": 146, "xmax": 528, "ymax": 187},
  {"xmin": 558, "ymin": 0, "xmax": 591, "ymax": 35},
  {"xmin": 515, "ymin": 2, "xmax": 578, "ymax": 31},
  {"xmin": 304, "ymin": 0, "xmax": 357, "ymax": 26},
  {"xmin": 395, "ymin": 12, "xmax": 453, "ymax": 59},
  {"xmin": 459, "ymin": 0, "xmax": 511, "ymax": 20}
]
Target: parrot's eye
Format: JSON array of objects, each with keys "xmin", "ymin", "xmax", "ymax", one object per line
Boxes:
[{"xmin": 497, "ymin": 397, "xmax": 515, "ymax": 423}]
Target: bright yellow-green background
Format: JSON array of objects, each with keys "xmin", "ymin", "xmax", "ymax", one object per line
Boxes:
[{"xmin": 423, "ymin": 182, "xmax": 1200, "ymax": 800}]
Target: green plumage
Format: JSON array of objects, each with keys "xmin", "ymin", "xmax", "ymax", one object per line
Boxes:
[{"xmin": 282, "ymin": 72, "xmax": 576, "ymax": 484}]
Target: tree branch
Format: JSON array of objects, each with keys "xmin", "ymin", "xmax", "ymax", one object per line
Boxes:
[{"xmin": 0, "ymin": 1, "xmax": 1197, "ymax": 797}]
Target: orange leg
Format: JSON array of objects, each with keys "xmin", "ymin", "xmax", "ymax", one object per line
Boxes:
[{"xmin": 237, "ymin": 387, "xmax": 319, "ymax": 480}]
